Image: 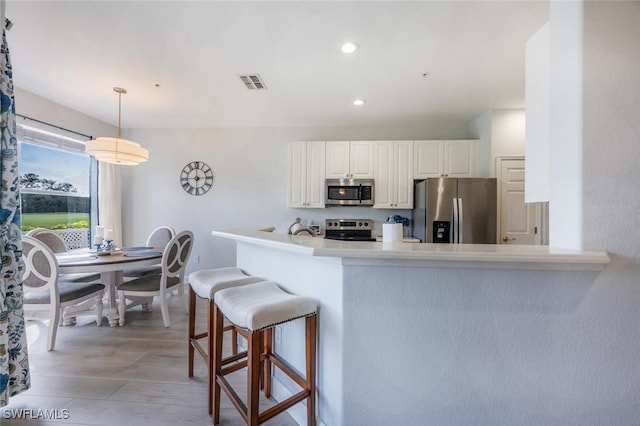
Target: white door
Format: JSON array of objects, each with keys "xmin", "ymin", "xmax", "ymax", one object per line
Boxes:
[{"xmin": 499, "ymin": 158, "xmax": 538, "ymax": 245}]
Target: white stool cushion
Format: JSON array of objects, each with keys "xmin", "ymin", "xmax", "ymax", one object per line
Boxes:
[
  {"xmin": 215, "ymin": 281, "xmax": 317, "ymax": 332},
  {"xmin": 188, "ymin": 267, "xmax": 265, "ymax": 300}
]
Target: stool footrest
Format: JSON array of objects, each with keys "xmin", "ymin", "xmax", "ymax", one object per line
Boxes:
[
  {"xmin": 193, "ymin": 331, "xmax": 208, "ymax": 340},
  {"xmin": 259, "ymin": 390, "xmax": 310, "ymax": 424},
  {"xmin": 216, "ymin": 372, "xmax": 310, "ymax": 426},
  {"xmin": 217, "ymin": 374, "xmax": 249, "ymax": 422},
  {"xmin": 190, "ymin": 338, "xmax": 208, "ymax": 362},
  {"xmin": 269, "ymin": 352, "xmax": 306, "ymax": 390},
  {"xmin": 221, "ymin": 358, "xmax": 248, "ymax": 376}
]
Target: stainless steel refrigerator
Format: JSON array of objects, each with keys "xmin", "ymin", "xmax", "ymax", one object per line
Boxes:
[{"xmin": 412, "ymin": 178, "xmax": 497, "ymax": 243}]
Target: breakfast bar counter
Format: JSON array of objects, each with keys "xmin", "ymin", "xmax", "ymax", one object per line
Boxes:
[
  {"xmin": 212, "ymin": 228, "xmax": 609, "ymax": 271},
  {"xmin": 211, "ymin": 228, "xmax": 609, "ymax": 426}
]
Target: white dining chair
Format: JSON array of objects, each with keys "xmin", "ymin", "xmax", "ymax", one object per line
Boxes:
[
  {"xmin": 29, "ymin": 230, "xmax": 101, "ymax": 284},
  {"xmin": 22, "ymin": 236, "xmax": 106, "ymax": 351},
  {"xmin": 117, "ymin": 230, "xmax": 193, "ymax": 327},
  {"xmin": 123, "ymin": 225, "xmax": 176, "ymax": 278}
]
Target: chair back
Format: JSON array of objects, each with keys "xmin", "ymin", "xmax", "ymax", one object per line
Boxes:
[
  {"xmin": 146, "ymin": 226, "xmax": 176, "ymax": 248},
  {"xmin": 31, "ymin": 230, "xmax": 67, "ymax": 253},
  {"xmin": 25, "ymin": 227, "xmax": 49, "ymax": 237},
  {"xmin": 22, "ymin": 235, "xmax": 59, "ymax": 302},
  {"xmin": 162, "ymin": 230, "xmax": 193, "ymax": 282}
]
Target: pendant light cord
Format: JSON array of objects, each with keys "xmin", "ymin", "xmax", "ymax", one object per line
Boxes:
[{"xmin": 115, "ymin": 86, "xmax": 125, "ymax": 139}]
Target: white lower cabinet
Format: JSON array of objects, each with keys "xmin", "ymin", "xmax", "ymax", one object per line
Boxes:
[
  {"xmin": 414, "ymin": 140, "xmax": 476, "ymax": 178},
  {"xmin": 288, "ymin": 141, "xmax": 325, "ymax": 208},
  {"xmin": 374, "ymin": 141, "xmax": 413, "ymax": 209}
]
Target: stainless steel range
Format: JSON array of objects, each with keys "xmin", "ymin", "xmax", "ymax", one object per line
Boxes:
[{"xmin": 324, "ymin": 219, "xmax": 376, "ymax": 241}]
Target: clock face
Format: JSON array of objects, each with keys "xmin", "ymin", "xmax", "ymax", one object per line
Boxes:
[{"xmin": 180, "ymin": 161, "xmax": 214, "ymax": 196}]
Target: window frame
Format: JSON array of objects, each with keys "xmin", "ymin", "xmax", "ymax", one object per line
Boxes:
[{"xmin": 17, "ymin": 122, "xmax": 98, "ymax": 248}]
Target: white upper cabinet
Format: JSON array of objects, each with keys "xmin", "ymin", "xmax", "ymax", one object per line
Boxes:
[
  {"xmin": 374, "ymin": 141, "xmax": 414, "ymax": 209},
  {"xmin": 414, "ymin": 140, "xmax": 443, "ymax": 177},
  {"xmin": 288, "ymin": 141, "xmax": 325, "ymax": 208},
  {"xmin": 414, "ymin": 140, "xmax": 476, "ymax": 178},
  {"xmin": 444, "ymin": 140, "xmax": 476, "ymax": 177},
  {"xmin": 325, "ymin": 141, "xmax": 374, "ymax": 179}
]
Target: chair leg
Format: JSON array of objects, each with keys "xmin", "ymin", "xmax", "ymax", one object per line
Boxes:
[
  {"xmin": 263, "ymin": 328, "xmax": 273, "ymax": 398},
  {"xmin": 188, "ymin": 286, "xmax": 197, "ymax": 378},
  {"xmin": 207, "ymin": 299, "xmax": 215, "ymax": 416},
  {"xmin": 160, "ymin": 294, "xmax": 170, "ymax": 328},
  {"xmin": 213, "ymin": 304, "xmax": 224, "ymax": 425},
  {"xmin": 47, "ymin": 306, "xmax": 61, "ymax": 351},
  {"xmin": 306, "ymin": 315, "xmax": 317, "ymax": 426},
  {"xmin": 247, "ymin": 331, "xmax": 262, "ymax": 426}
]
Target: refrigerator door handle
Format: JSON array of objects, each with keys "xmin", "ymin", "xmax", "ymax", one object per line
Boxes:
[
  {"xmin": 452, "ymin": 197, "xmax": 459, "ymax": 243},
  {"xmin": 458, "ymin": 197, "xmax": 464, "ymax": 244}
]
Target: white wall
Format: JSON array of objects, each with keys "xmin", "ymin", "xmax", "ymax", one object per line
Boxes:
[
  {"xmin": 469, "ymin": 108, "xmax": 526, "ymax": 177},
  {"xmin": 468, "ymin": 109, "xmax": 492, "ymax": 177},
  {"xmin": 525, "ymin": 22, "xmax": 551, "ymax": 202},
  {"xmin": 15, "ymin": 88, "xmax": 116, "ymax": 139},
  {"xmin": 548, "ymin": 1, "xmax": 584, "ymax": 250},
  {"xmin": 541, "ymin": 1, "xmax": 640, "ymax": 423}
]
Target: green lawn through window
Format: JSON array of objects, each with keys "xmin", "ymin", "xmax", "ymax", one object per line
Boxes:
[{"xmin": 21, "ymin": 212, "xmax": 89, "ymax": 231}]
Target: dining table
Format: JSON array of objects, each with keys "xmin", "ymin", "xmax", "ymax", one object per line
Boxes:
[{"xmin": 56, "ymin": 246, "xmax": 163, "ymax": 327}]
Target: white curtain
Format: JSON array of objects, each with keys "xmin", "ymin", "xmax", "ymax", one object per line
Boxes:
[{"xmin": 98, "ymin": 162, "xmax": 123, "ymax": 247}]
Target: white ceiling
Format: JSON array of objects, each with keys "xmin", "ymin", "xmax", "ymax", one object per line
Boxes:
[{"xmin": 5, "ymin": 1, "xmax": 549, "ymax": 129}]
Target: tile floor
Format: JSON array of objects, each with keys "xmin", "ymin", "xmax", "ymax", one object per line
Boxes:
[{"xmin": 2, "ymin": 290, "xmax": 297, "ymax": 426}]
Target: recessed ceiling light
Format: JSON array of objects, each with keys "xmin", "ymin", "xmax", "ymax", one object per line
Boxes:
[
  {"xmin": 353, "ymin": 99, "xmax": 366, "ymax": 106},
  {"xmin": 341, "ymin": 41, "xmax": 359, "ymax": 54}
]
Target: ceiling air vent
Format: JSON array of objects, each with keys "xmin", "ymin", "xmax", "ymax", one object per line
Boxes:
[{"xmin": 239, "ymin": 74, "xmax": 267, "ymax": 90}]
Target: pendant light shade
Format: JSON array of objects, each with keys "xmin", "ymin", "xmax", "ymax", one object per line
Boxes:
[{"xmin": 85, "ymin": 87, "xmax": 149, "ymax": 165}]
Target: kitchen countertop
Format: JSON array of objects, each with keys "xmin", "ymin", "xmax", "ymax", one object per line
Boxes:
[{"xmin": 211, "ymin": 228, "xmax": 610, "ymax": 271}]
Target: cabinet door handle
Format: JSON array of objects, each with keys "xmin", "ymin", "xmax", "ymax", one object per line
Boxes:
[{"xmin": 502, "ymin": 236, "xmax": 516, "ymax": 242}]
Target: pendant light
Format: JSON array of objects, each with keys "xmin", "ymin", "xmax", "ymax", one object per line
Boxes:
[{"xmin": 85, "ymin": 87, "xmax": 149, "ymax": 165}]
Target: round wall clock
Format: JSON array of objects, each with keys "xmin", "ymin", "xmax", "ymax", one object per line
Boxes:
[{"xmin": 180, "ymin": 161, "xmax": 214, "ymax": 196}]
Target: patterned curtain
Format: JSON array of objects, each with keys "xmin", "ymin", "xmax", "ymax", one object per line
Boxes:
[{"xmin": 0, "ymin": 14, "xmax": 31, "ymax": 406}]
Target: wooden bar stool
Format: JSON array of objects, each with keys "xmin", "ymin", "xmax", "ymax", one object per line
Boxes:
[
  {"xmin": 213, "ymin": 281, "xmax": 318, "ymax": 426},
  {"xmin": 188, "ymin": 267, "xmax": 265, "ymax": 415}
]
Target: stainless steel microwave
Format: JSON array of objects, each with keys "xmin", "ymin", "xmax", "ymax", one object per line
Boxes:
[{"xmin": 325, "ymin": 179, "xmax": 374, "ymax": 206}]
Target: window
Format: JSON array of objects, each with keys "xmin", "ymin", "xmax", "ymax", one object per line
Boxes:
[{"xmin": 17, "ymin": 123, "xmax": 97, "ymax": 249}]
